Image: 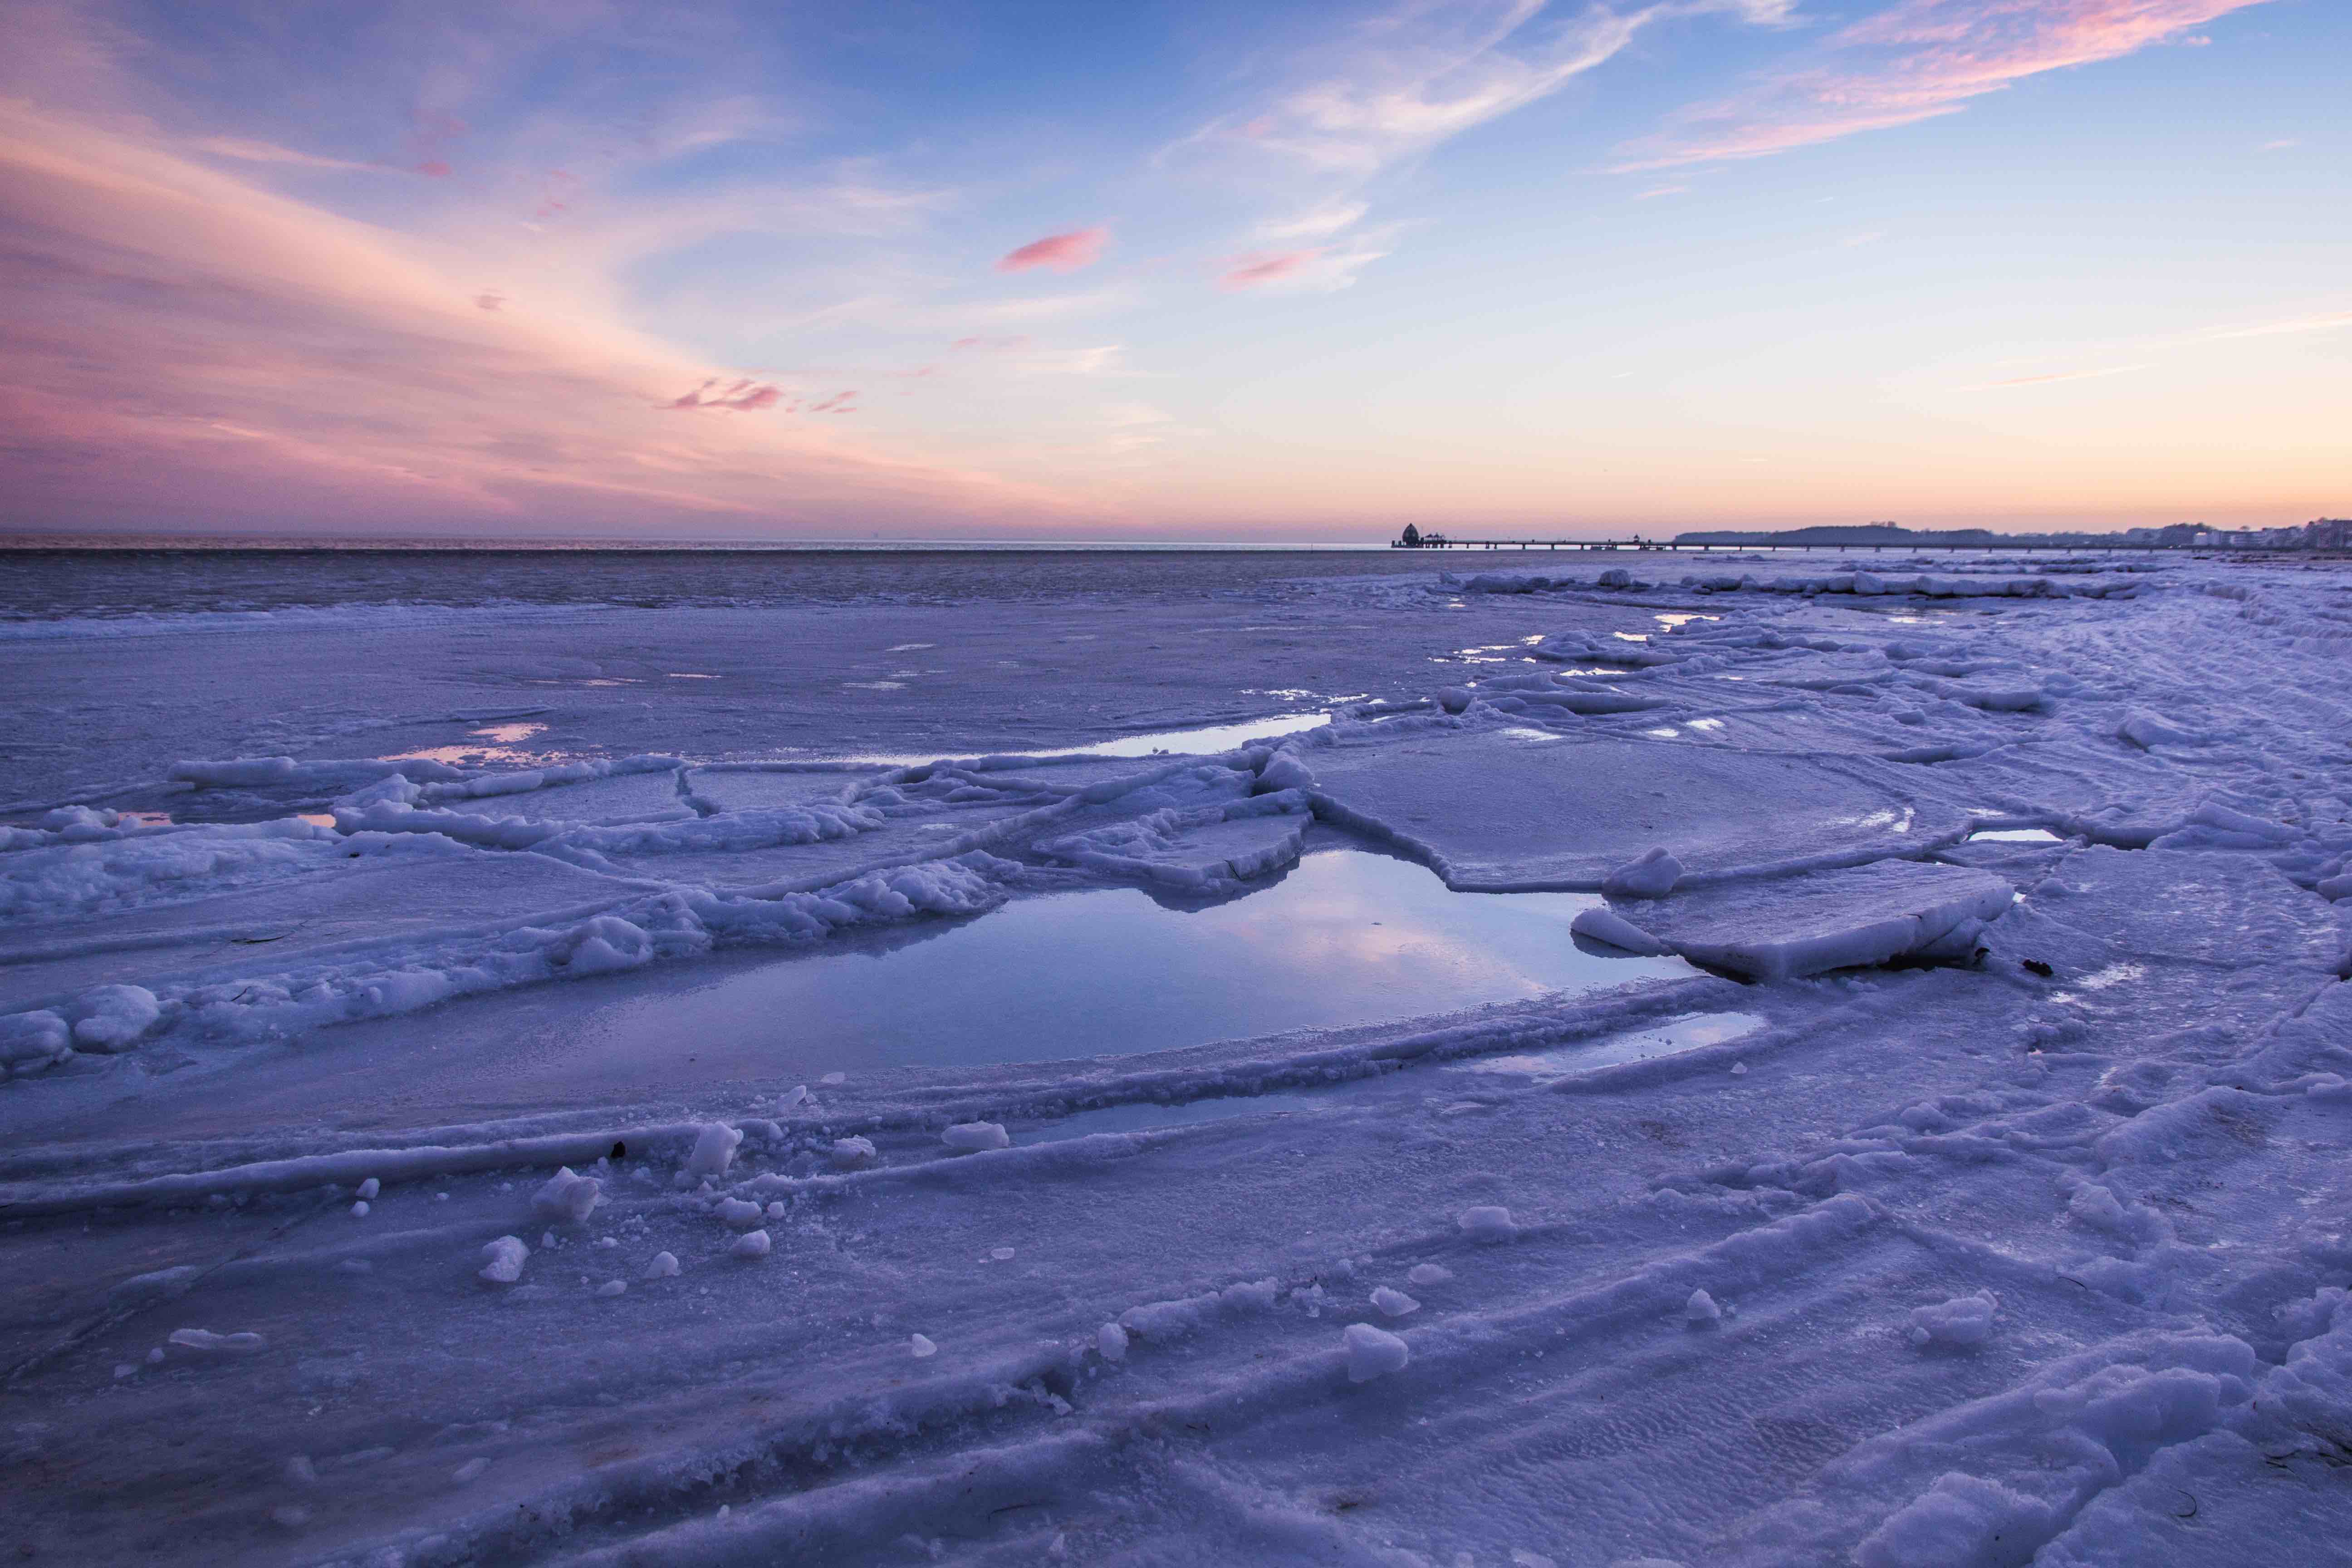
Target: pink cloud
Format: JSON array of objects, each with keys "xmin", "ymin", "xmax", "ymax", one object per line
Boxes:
[
  {"xmin": 666, "ymin": 379, "xmax": 786, "ymax": 412},
  {"xmin": 1618, "ymin": 0, "xmax": 2274, "ymax": 170},
  {"xmin": 1218, "ymin": 250, "xmax": 1321, "ymax": 290},
  {"xmin": 475, "ymin": 292, "xmax": 505, "ymax": 311},
  {"xmin": 950, "ymin": 334, "xmax": 1032, "ymax": 352},
  {"xmin": 415, "ymin": 160, "xmax": 452, "ymax": 178},
  {"xmin": 808, "ymin": 391, "xmax": 859, "ymax": 414},
  {"xmin": 996, "ymin": 228, "xmax": 1107, "ymax": 274}
]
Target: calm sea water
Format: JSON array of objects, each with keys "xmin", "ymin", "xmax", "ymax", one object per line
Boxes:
[{"xmin": 0, "ymin": 542, "xmax": 1456, "ymax": 620}]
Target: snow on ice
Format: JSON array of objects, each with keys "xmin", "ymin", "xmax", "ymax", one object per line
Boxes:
[{"xmin": 3, "ymin": 549, "xmax": 2352, "ymax": 1563}]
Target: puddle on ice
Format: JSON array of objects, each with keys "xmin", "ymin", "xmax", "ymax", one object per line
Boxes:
[
  {"xmin": 822, "ymin": 711, "xmax": 1331, "ymax": 767},
  {"xmin": 1455, "ymin": 1011, "xmax": 1766, "ymax": 1080},
  {"xmin": 441, "ymin": 850, "xmax": 1696, "ymax": 1098},
  {"xmin": 1654, "ymin": 613, "xmax": 1718, "ymax": 627},
  {"xmin": 1034, "ymin": 1090, "xmax": 1330, "ymax": 1142},
  {"xmin": 295, "ymin": 813, "xmax": 338, "ymax": 829},
  {"xmin": 668, "ymin": 672, "xmax": 720, "ymax": 680},
  {"xmin": 1968, "ymin": 828, "xmax": 2061, "ymax": 843},
  {"xmin": 381, "ymin": 721, "xmax": 550, "ymax": 766}
]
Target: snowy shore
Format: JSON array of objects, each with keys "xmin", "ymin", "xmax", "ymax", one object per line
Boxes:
[{"xmin": 3, "ymin": 550, "xmax": 2349, "ymax": 1565}]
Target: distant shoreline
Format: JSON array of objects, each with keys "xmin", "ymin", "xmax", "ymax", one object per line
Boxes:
[{"xmin": 0, "ymin": 535, "xmax": 1417, "ymax": 554}]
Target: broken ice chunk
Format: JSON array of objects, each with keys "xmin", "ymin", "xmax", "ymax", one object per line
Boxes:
[
  {"xmin": 684, "ymin": 1124, "xmax": 744, "ymax": 1180},
  {"xmin": 167, "ymin": 1327, "xmax": 268, "ymax": 1355},
  {"xmin": 478, "ymin": 1236, "xmax": 529, "ymax": 1285},
  {"xmin": 1685, "ymin": 1289, "xmax": 1722, "ymax": 1326},
  {"xmin": 1097, "ymin": 1323, "xmax": 1130, "ymax": 1362},
  {"xmin": 941, "ymin": 1121, "xmax": 1010, "ymax": 1152},
  {"xmin": 595, "ymin": 1279, "xmax": 627, "ymax": 1298},
  {"xmin": 1908, "ymin": 1292, "xmax": 1996, "ymax": 1347},
  {"xmin": 910, "ymin": 1333, "xmax": 938, "ymax": 1358},
  {"xmin": 1602, "ymin": 847, "xmax": 1682, "ymax": 900},
  {"xmin": 828, "ymin": 1136, "xmax": 878, "ymax": 1170},
  {"xmin": 730, "ymin": 1229, "xmax": 772, "ymax": 1259},
  {"xmin": 1406, "ymin": 1264, "xmax": 1454, "ymax": 1287},
  {"xmin": 1570, "ymin": 907, "xmax": 1674, "ymax": 956},
  {"xmin": 1370, "ymin": 1287, "xmax": 1420, "ymax": 1318},
  {"xmin": 531, "ymin": 1167, "xmax": 603, "ymax": 1225},
  {"xmin": 1343, "ymin": 1322, "xmax": 1410, "ymax": 1383},
  {"xmin": 643, "ymin": 1251, "xmax": 681, "ymax": 1279},
  {"xmin": 355, "ymin": 1178, "xmax": 380, "ymax": 1200},
  {"xmin": 1458, "ymin": 1206, "xmax": 1516, "ymax": 1243},
  {"xmin": 715, "ymin": 1198, "xmax": 764, "ymax": 1230}
]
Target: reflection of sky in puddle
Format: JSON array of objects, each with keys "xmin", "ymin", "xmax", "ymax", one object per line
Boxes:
[
  {"xmin": 1457, "ymin": 1011, "xmax": 1765, "ymax": 1079},
  {"xmin": 1969, "ymin": 827, "xmax": 2061, "ymax": 843},
  {"xmin": 537, "ymin": 850, "xmax": 1694, "ymax": 1080},
  {"xmin": 1655, "ymin": 613, "xmax": 1719, "ymax": 627},
  {"xmin": 382, "ymin": 721, "xmax": 548, "ymax": 766},
  {"xmin": 820, "ymin": 711, "xmax": 1331, "ymax": 767},
  {"xmin": 668, "ymin": 672, "xmax": 720, "ymax": 680}
]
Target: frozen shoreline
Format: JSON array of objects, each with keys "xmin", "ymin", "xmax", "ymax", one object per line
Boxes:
[{"xmin": 3, "ymin": 550, "xmax": 2349, "ymax": 1566}]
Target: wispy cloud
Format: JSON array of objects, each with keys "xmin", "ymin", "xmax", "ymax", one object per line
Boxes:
[
  {"xmin": 1220, "ymin": 250, "xmax": 1323, "ymax": 290},
  {"xmin": 996, "ymin": 228, "xmax": 1110, "ymax": 273},
  {"xmin": 1170, "ymin": 0, "xmax": 1787, "ymax": 294},
  {"xmin": 191, "ymin": 137, "xmax": 385, "ymax": 173},
  {"xmin": 1964, "ymin": 362, "xmax": 2148, "ymax": 390},
  {"xmin": 0, "ymin": 99, "xmax": 1077, "ymax": 533},
  {"xmin": 1619, "ymin": 0, "xmax": 2276, "ymax": 170}
]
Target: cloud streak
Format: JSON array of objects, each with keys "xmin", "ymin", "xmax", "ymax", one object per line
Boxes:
[
  {"xmin": 1620, "ymin": 0, "xmax": 2275, "ymax": 170},
  {"xmin": 996, "ymin": 227, "xmax": 1109, "ymax": 273}
]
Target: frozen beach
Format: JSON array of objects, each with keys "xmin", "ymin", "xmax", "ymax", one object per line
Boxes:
[{"xmin": 4, "ymin": 546, "xmax": 2351, "ymax": 1566}]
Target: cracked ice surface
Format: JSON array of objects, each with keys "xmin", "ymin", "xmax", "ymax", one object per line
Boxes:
[{"xmin": 3, "ymin": 549, "xmax": 2352, "ymax": 1566}]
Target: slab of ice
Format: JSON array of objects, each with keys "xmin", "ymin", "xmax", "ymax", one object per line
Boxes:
[
  {"xmin": 1301, "ymin": 731, "xmax": 1943, "ymax": 889},
  {"xmin": 1628, "ymin": 861, "xmax": 2015, "ymax": 981}
]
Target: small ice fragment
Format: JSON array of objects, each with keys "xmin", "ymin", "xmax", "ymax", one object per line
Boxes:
[
  {"xmin": 1908, "ymin": 1291, "xmax": 1997, "ymax": 1347},
  {"xmin": 715, "ymin": 1197, "xmax": 764, "ymax": 1229},
  {"xmin": 146, "ymin": 1347, "xmax": 165, "ymax": 1365},
  {"xmin": 1097, "ymin": 1323, "xmax": 1129, "ymax": 1362},
  {"xmin": 685, "ymin": 1123, "xmax": 744, "ymax": 1180},
  {"xmin": 1407, "ymin": 1264, "xmax": 1454, "ymax": 1287},
  {"xmin": 644, "ymin": 1251, "xmax": 681, "ymax": 1279},
  {"xmin": 167, "ymin": 1328, "xmax": 268, "ymax": 1355},
  {"xmin": 820, "ymin": 1072, "xmax": 847, "ymax": 1085},
  {"xmin": 355, "ymin": 1178, "xmax": 380, "ymax": 1200},
  {"xmin": 941, "ymin": 1121, "xmax": 1010, "ymax": 1152},
  {"xmin": 730, "ymin": 1229, "xmax": 771, "ymax": 1259},
  {"xmin": 1601, "ymin": 847, "xmax": 1682, "ymax": 900},
  {"xmin": 829, "ymin": 1136, "xmax": 877, "ymax": 1169},
  {"xmin": 1343, "ymin": 1322, "xmax": 1410, "ymax": 1383},
  {"xmin": 1569, "ymin": 907, "xmax": 1673, "ymax": 956},
  {"xmin": 350, "ymin": 1200, "xmax": 370, "ymax": 1217},
  {"xmin": 596, "ymin": 1279, "xmax": 627, "ymax": 1298},
  {"xmin": 1371, "ymin": 1287, "xmax": 1421, "ymax": 1318},
  {"xmin": 452, "ymin": 1458, "xmax": 490, "ymax": 1485},
  {"xmin": 910, "ymin": 1333, "xmax": 938, "ymax": 1358},
  {"xmin": 990, "ymin": 1246, "xmax": 1016, "ymax": 1261},
  {"xmin": 1458, "ymin": 1205, "xmax": 1516, "ymax": 1243},
  {"xmin": 434, "ymin": 1192, "xmax": 450, "ymax": 1203},
  {"xmin": 766, "ymin": 1201, "xmax": 787, "ymax": 1220},
  {"xmin": 542, "ymin": 1231, "xmax": 558, "ymax": 1250},
  {"xmin": 112, "ymin": 1363, "xmax": 136, "ymax": 1380},
  {"xmin": 779, "ymin": 1084, "xmax": 813, "ymax": 1111},
  {"xmin": 531, "ymin": 1167, "xmax": 603, "ymax": 1225},
  {"xmin": 1685, "ymin": 1289, "xmax": 1722, "ymax": 1326},
  {"xmin": 478, "ymin": 1236, "xmax": 529, "ymax": 1285},
  {"xmin": 1730, "ymin": 1063, "xmax": 1748, "ymax": 1076}
]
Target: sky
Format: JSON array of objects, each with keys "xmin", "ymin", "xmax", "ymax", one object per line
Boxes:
[{"xmin": 0, "ymin": 0, "xmax": 2343, "ymax": 541}]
